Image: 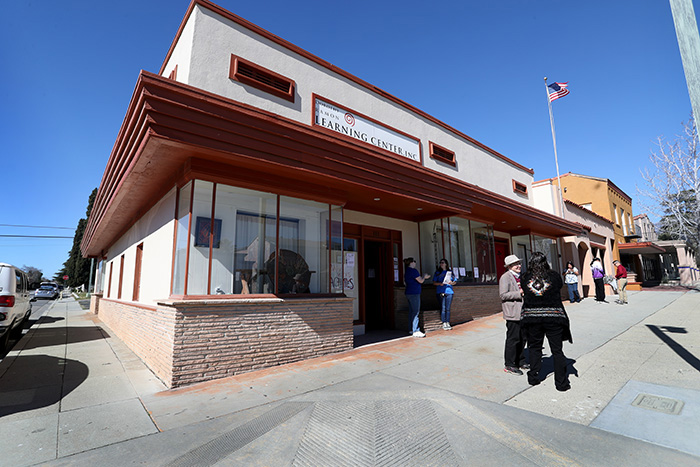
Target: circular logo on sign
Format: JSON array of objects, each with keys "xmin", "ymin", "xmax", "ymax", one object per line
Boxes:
[{"xmin": 344, "ymin": 113, "xmax": 355, "ymax": 126}]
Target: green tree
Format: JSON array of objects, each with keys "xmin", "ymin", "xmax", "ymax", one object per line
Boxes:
[
  {"xmin": 22, "ymin": 265, "xmax": 44, "ymax": 288},
  {"xmin": 60, "ymin": 188, "xmax": 98, "ymax": 288}
]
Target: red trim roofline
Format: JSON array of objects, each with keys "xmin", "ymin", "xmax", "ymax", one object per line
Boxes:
[
  {"xmin": 619, "ymin": 242, "xmax": 666, "ymax": 253},
  {"xmin": 564, "ymin": 198, "xmax": 614, "ymax": 224},
  {"xmin": 159, "ymin": 0, "xmax": 534, "ymax": 176}
]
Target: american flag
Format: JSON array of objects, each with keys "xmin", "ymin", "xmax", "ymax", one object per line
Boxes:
[{"xmin": 547, "ymin": 82, "xmax": 570, "ymax": 102}]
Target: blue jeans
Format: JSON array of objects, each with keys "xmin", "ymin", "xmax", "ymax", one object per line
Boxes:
[
  {"xmin": 566, "ymin": 283, "xmax": 580, "ymax": 302},
  {"xmin": 406, "ymin": 294, "xmax": 421, "ymax": 333},
  {"xmin": 439, "ymin": 293, "xmax": 453, "ymax": 323}
]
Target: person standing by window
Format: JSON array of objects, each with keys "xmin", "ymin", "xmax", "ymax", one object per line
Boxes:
[
  {"xmin": 433, "ymin": 258, "xmax": 457, "ymax": 330},
  {"xmin": 404, "ymin": 257, "xmax": 431, "ymax": 337},
  {"xmin": 563, "ymin": 261, "xmax": 581, "ymax": 303},
  {"xmin": 500, "ymin": 255, "xmax": 528, "ymax": 375},
  {"xmin": 613, "ymin": 260, "xmax": 628, "ymax": 305}
]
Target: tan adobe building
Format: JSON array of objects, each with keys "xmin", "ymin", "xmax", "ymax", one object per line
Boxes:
[
  {"xmin": 532, "ymin": 180, "xmax": 616, "ymax": 298},
  {"xmin": 82, "ymin": 0, "xmax": 581, "ymax": 388},
  {"xmin": 547, "ymin": 173, "xmax": 636, "ymax": 262}
]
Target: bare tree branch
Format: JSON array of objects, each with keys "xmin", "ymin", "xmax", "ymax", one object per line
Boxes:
[{"xmin": 637, "ymin": 116, "xmax": 700, "ymax": 256}]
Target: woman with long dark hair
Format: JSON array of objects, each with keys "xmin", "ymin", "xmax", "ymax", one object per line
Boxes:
[
  {"xmin": 521, "ymin": 252, "xmax": 573, "ymax": 391},
  {"xmin": 433, "ymin": 258, "xmax": 457, "ymax": 330}
]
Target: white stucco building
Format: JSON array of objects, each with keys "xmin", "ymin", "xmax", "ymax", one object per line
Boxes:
[{"xmin": 83, "ymin": 0, "xmax": 582, "ymax": 387}]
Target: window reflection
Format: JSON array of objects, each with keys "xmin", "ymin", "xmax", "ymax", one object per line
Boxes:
[
  {"xmin": 172, "ymin": 180, "xmax": 340, "ymax": 296},
  {"xmin": 419, "ymin": 217, "xmax": 496, "ymax": 283}
]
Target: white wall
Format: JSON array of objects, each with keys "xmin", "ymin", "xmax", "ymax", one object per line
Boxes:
[
  {"xmin": 532, "ymin": 182, "xmax": 559, "ymax": 216},
  {"xmin": 104, "ymin": 188, "xmax": 176, "ymax": 304},
  {"xmin": 162, "ymin": 12, "xmax": 195, "ymax": 84},
  {"xmin": 161, "ymin": 5, "xmax": 534, "ymax": 204}
]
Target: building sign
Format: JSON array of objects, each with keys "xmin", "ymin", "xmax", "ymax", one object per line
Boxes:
[{"xmin": 314, "ymin": 97, "xmax": 421, "ymax": 162}]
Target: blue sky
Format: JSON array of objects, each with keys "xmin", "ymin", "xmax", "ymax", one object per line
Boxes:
[{"xmin": 1, "ymin": 0, "xmax": 696, "ymax": 279}]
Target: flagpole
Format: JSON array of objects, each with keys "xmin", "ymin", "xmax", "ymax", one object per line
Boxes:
[{"xmin": 544, "ymin": 77, "xmax": 566, "ymax": 219}]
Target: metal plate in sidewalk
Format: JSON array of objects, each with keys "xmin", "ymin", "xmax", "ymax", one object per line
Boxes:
[{"xmin": 631, "ymin": 393, "xmax": 684, "ymax": 415}]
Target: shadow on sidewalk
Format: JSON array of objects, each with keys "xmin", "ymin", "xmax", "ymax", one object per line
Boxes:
[
  {"xmin": 0, "ymin": 355, "xmax": 88, "ymax": 417},
  {"xmin": 646, "ymin": 324, "xmax": 700, "ymax": 372},
  {"xmin": 17, "ymin": 326, "xmax": 110, "ymax": 351},
  {"xmin": 533, "ymin": 357, "xmax": 579, "ymax": 382},
  {"xmin": 32, "ymin": 316, "xmax": 65, "ymax": 324},
  {"xmin": 354, "ymin": 329, "xmax": 409, "ymax": 348}
]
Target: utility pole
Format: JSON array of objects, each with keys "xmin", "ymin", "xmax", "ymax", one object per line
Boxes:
[{"xmin": 670, "ymin": 0, "xmax": 700, "ymax": 122}]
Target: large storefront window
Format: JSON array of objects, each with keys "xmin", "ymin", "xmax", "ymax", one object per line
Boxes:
[
  {"xmin": 446, "ymin": 217, "xmax": 471, "ymax": 282},
  {"xmin": 214, "ymin": 185, "xmax": 278, "ymax": 295},
  {"xmin": 532, "ymin": 235, "xmax": 560, "ymax": 272},
  {"xmin": 329, "ymin": 206, "xmax": 343, "ymax": 294},
  {"xmin": 511, "ymin": 234, "xmax": 531, "ymax": 273},
  {"xmin": 171, "ymin": 180, "xmax": 342, "ymax": 296},
  {"xmin": 419, "ymin": 219, "xmax": 444, "ymax": 275},
  {"xmin": 419, "ymin": 217, "xmax": 496, "ymax": 283},
  {"xmin": 187, "ymin": 181, "xmax": 215, "ymax": 295},
  {"xmin": 278, "ymin": 196, "xmax": 332, "ymax": 294},
  {"xmin": 342, "ymin": 238, "xmax": 359, "ymax": 320},
  {"xmin": 471, "ymin": 221, "xmax": 496, "ymax": 283},
  {"xmin": 97, "ymin": 259, "xmax": 105, "ymax": 294},
  {"xmin": 172, "ymin": 181, "xmax": 192, "ymax": 295}
]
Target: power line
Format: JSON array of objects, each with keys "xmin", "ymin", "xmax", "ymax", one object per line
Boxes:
[
  {"xmin": 0, "ymin": 224, "xmax": 74, "ymax": 230},
  {"xmin": 0, "ymin": 235, "xmax": 73, "ymax": 239}
]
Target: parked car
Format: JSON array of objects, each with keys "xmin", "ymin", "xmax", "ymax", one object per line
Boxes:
[
  {"xmin": 0, "ymin": 263, "xmax": 32, "ymax": 352},
  {"xmin": 35, "ymin": 285, "xmax": 59, "ymax": 300}
]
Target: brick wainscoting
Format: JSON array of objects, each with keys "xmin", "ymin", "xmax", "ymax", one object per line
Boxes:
[
  {"xmin": 394, "ymin": 285, "xmax": 500, "ymax": 333},
  {"xmin": 93, "ymin": 296, "xmax": 354, "ymax": 388},
  {"xmin": 95, "ymin": 299, "xmax": 177, "ymax": 386}
]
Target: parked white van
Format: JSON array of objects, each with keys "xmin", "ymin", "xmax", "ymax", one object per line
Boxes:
[{"xmin": 0, "ymin": 263, "xmax": 32, "ymax": 352}]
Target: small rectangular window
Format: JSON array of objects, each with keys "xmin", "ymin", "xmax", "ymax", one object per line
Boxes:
[
  {"xmin": 429, "ymin": 142, "xmax": 456, "ymax": 166},
  {"xmin": 133, "ymin": 243, "xmax": 143, "ymax": 301},
  {"xmin": 168, "ymin": 65, "xmax": 178, "ymax": 80},
  {"xmin": 512, "ymin": 180, "xmax": 528, "ymax": 195},
  {"xmin": 118, "ymin": 255, "xmax": 125, "ymax": 300},
  {"xmin": 108, "ymin": 262, "xmax": 113, "ymax": 298},
  {"xmin": 229, "ymin": 55, "xmax": 295, "ymax": 102}
]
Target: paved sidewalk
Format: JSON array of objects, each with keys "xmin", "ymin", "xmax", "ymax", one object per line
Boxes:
[{"xmin": 1, "ymin": 290, "xmax": 700, "ymax": 466}]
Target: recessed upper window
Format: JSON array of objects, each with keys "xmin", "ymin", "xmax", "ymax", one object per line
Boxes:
[
  {"xmin": 229, "ymin": 55, "xmax": 295, "ymax": 102},
  {"xmin": 429, "ymin": 142, "xmax": 456, "ymax": 166},
  {"xmin": 512, "ymin": 180, "xmax": 528, "ymax": 195}
]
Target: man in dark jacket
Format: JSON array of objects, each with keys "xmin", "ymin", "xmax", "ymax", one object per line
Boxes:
[{"xmin": 499, "ymin": 255, "xmax": 527, "ymax": 375}]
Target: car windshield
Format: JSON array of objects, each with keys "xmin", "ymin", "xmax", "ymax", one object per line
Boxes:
[{"xmin": 39, "ymin": 286, "xmax": 54, "ymax": 290}]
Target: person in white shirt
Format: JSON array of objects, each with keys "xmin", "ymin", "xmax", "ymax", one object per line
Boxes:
[{"xmin": 563, "ymin": 261, "xmax": 581, "ymax": 303}]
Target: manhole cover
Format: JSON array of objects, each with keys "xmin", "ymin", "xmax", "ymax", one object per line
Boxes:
[{"xmin": 631, "ymin": 393, "xmax": 684, "ymax": 415}]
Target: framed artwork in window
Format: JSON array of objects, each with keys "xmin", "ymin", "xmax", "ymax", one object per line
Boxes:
[{"xmin": 195, "ymin": 217, "xmax": 222, "ymax": 248}]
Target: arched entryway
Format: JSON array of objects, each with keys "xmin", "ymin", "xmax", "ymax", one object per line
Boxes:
[{"xmin": 577, "ymin": 242, "xmax": 591, "ymax": 297}]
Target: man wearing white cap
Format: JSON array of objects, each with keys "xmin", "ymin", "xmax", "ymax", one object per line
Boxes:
[{"xmin": 499, "ymin": 254, "xmax": 528, "ymax": 375}]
